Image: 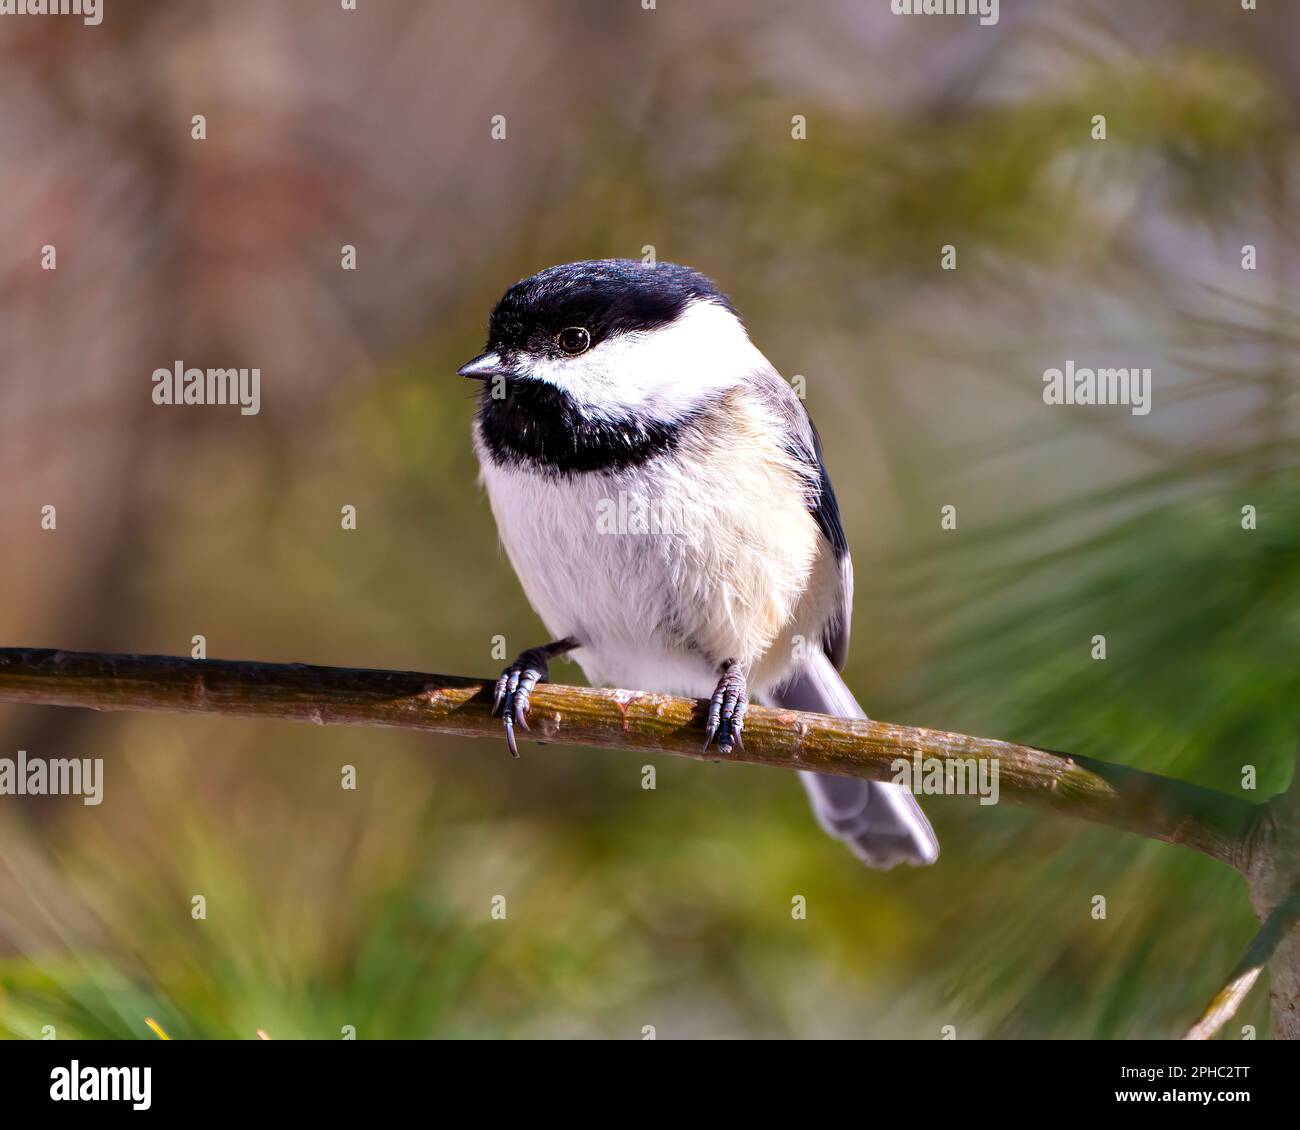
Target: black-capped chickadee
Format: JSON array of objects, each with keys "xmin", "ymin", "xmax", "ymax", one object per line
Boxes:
[{"xmin": 459, "ymin": 260, "xmax": 937, "ymax": 869}]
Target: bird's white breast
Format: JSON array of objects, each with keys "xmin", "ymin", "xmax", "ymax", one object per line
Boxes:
[{"xmin": 475, "ymin": 390, "xmax": 833, "ymax": 699}]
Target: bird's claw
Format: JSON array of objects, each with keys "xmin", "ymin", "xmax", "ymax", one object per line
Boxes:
[
  {"xmin": 704, "ymin": 662, "xmax": 748, "ymax": 755},
  {"xmin": 492, "ymin": 649, "xmax": 551, "ymax": 757}
]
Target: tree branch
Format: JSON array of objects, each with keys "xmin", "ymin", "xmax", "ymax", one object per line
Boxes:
[{"xmin": 0, "ymin": 647, "xmax": 1257, "ymax": 872}]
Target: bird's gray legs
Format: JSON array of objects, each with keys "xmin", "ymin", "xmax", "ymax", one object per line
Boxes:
[
  {"xmin": 492, "ymin": 637, "xmax": 579, "ymax": 757},
  {"xmin": 704, "ymin": 658, "xmax": 749, "ymax": 754}
]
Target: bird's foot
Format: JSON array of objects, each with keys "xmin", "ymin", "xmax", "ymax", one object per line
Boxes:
[
  {"xmin": 491, "ymin": 638, "xmax": 577, "ymax": 757},
  {"xmin": 704, "ymin": 660, "xmax": 749, "ymax": 755}
]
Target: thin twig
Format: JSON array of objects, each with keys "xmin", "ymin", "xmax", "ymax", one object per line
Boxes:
[{"xmin": 1183, "ymin": 890, "xmax": 1300, "ymax": 1040}]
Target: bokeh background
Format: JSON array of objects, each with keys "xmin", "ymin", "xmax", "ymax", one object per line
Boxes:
[{"xmin": 2, "ymin": 0, "xmax": 1298, "ymax": 1039}]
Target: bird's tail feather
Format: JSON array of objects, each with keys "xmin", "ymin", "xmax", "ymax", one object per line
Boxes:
[{"xmin": 768, "ymin": 652, "xmax": 938, "ymax": 870}]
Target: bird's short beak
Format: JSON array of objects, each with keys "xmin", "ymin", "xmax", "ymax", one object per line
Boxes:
[{"xmin": 457, "ymin": 351, "xmax": 511, "ymax": 380}]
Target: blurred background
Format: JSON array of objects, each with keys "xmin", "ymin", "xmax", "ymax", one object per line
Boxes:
[{"xmin": 1, "ymin": 0, "xmax": 1298, "ymax": 1039}]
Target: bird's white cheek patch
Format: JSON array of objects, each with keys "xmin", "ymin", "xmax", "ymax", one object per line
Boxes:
[
  {"xmin": 520, "ymin": 300, "xmax": 770, "ymax": 423},
  {"xmin": 519, "ymin": 355, "xmax": 616, "ymax": 412}
]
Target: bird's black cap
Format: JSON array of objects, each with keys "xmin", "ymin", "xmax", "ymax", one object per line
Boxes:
[{"xmin": 484, "ymin": 259, "xmax": 737, "ymax": 358}]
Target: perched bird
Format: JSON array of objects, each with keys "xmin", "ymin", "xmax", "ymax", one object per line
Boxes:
[{"xmin": 460, "ymin": 259, "xmax": 937, "ymax": 869}]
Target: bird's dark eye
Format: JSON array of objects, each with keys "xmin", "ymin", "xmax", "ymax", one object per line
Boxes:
[{"xmin": 557, "ymin": 326, "xmax": 591, "ymax": 355}]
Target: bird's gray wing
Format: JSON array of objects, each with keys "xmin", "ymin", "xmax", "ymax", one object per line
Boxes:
[
  {"xmin": 751, "ymin": 367, "xmax": 936, "ymax": 869},
  {"xmin": 751, "ymin": 366, "xmax": 854, "ymax": 669}
]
